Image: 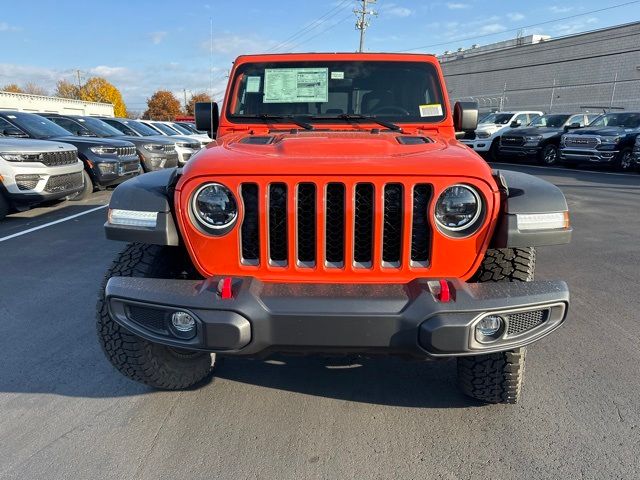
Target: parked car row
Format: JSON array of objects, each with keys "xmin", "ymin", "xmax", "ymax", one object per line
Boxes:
[
  {"xmin": 0, "ymin": 110, "xmax": 213, "ymax": 220},
  {"xmin": 462, "ymin": 110, "xmax": 640, "ymax": 172}
]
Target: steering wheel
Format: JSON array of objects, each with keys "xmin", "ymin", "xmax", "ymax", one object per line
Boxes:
[{"xmin": 370, "ymin": 106, "xmax": 411, "ymax": 116}]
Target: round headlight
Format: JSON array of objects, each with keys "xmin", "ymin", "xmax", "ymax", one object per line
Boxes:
[
  {"xmin": 435, "ymin": 184, "xmax": 482, "ymax": 234},
  {"xmin": 192, "ymin": 183, "xmax": 238, "ymax": 231}
]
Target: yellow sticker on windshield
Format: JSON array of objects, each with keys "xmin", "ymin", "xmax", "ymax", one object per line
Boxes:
[{"xmin": 419, "ymin": 104, "xmax": 443, "ymax": 117}]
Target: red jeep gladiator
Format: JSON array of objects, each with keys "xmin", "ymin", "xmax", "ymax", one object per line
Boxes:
[{"xmin": 98, "ymin": 53, "xmax": 571, "ymax": 404}]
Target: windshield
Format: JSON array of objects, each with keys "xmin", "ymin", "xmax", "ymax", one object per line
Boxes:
[
  {"xmin": 480, "ymin": 113, "xmax": 513, "ymax": 125},
  {"xmin": 589, "ymin": 113, "xmax": 640, "ymax": 129},
  {"xmin": 151, "ymin": 122, "xmax": 180, "ymax": 136},
  {"xmin": 171, "ymin": 123, "xmax": 194, "ymax": 135},
  {"xmin": 529, "ymin": 114, "xmax": 571, "ymax": 128},
  {"xmin": 77, "ymin": 117, "xmax": 124, "ymax": 137},
  {"xmin": 124, "ymin": 120, "xmax": 161, "ymax": 136},
  {"xmin": 5, "ymin": 112, "xmax": 72, "ymax": 139},
  {"xmin": 227, "ymin": 60, "xmax": 445, "ymax": 125}
]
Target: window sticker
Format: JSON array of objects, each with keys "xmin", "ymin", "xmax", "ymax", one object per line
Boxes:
[
  {"xmin": 246, "ymin": 76, "xmax": 261, "ymax": 93},
  {"xmin": 419, "ymin": 104, "xmax": 443, "ymax": 117},
  {"xmin": 331, "ymin": 71, "xmax": 345, "ymax": 80},
  {"xmin": 264, "ymin": 67, "xmax": 328, "ymax": 103}
]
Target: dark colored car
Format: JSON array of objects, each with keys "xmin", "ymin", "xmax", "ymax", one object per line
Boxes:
[
  {"xmin": 633, "ymin": 136, "xmax": 640, "ymax": 167},
  {"xmin": 41, "ymin": 114, "xmax": 179, "ymax": 172},
  {"xmin": 0, "ymin": 111, "xmax": 139, "ymax": 199},
  {"xmin": 559, "ymin": 112, "xmax": 640, "ymax": 172},
  {"xmin": 499, "ymin": 113, "xmax": 596, "ymax": 166}
]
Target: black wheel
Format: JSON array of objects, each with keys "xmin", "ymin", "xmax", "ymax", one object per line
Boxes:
[
  {"xmin": 96, "ymin": 243, "xmax": 214, "ymax": 390},
  {"xmin": 489, "ymin": 138, "xmax": 500, "ymax": 161},
  {"xmin": 539, "ymin": 144, "xmax": 559, "ymax": 166},
  {"xmin": 69, "ymin": 170, "xmax": 93, "ymax": 201},
  {"xmin": 456, "ymin": 248, "xmax": 535, "ymax": 404},
  {"xmin": 616, "ymin": 148, "xmax": 634, "ymax": 172},
  {"xmin": 0, "ymin": 193, "xmax": 10, "ymax": 221}
]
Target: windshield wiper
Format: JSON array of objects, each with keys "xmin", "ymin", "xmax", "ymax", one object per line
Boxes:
[
  {"xmin": 242, "ymin": 114, "xmax": 314, "ymax": 131},
  {"xmin": 319, "ymin": 113, "xmax": 402, "ymax": 132}
]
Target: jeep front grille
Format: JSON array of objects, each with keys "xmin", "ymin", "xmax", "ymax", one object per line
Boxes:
[
  {"xmin": 238, "ymin": 181, "xmax": 433, "ymax": 270},
  {"xmin": 41, "ymin": 150, "xmax": 78, "ymax": 166},
  {"xmin": 116, "ymin": 146, "xmax": 137, "ymax": 158}
]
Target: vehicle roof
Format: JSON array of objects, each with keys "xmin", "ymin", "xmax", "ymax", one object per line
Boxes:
[{"xmin": 235, "ymin": 52, "xmax": 437, "ymax": 59}]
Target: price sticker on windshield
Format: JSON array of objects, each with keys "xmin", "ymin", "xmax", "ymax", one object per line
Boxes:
[{"xmin": 419, "ymin": 104, "xmax": 443, "ymax": 117}]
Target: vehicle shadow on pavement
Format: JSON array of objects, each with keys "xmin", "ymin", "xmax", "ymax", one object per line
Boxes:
[{"xmin": 215, "ymin": 355, "xmax": 481, "ymax": 408}]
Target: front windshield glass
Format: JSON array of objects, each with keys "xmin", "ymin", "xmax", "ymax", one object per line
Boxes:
[
  {"xmin": 125, "ymin": 120, "xmax": 160, "ymax": 136},
  {"xmin": 529, "ymin": 114, "xmax": 571, "ymax": 128},
  {"xmin": 589, "ymin": 113, "xmax": 640, "ymax": 129},
  {"xmin": 77, "ymin": 117, "xmax": 124, "ymax": 137},
  {"xmin": 480, "ymin": 113, "xmax": 513, "ymax": 125},
  {"xmin": 171, "ymin": 123, "xmax": 193, "ymax": 135},
  {"xmin": 8, "ymin": 112, "xmax": 72, "ymax": 139},
  {"xmin": 227, "ymin": 60, "xmax": 445, "ymax": 124},
  {"xmin": 151, "ymin": 122, "xmax": 179, "ymax": 135}
]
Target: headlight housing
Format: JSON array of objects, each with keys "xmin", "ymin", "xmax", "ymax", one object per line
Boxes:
[
  {"xmin": 0, "ymin": 152, "xmax": 44, "ymax": 162},
  {"xmin": 191, "ymin": 183, "xmax": 238, "ymax": 234},
  {"xmin": 476, "ymin": 131, "xmax": 491, "ymax": 139},
  {"xmin": 524, "ymin": 135, "xmax": 543, "ymax": 145},
  {"xmin": 435, "ymin": 184, "xmax": 483, "ymax": 236},
  {"xmin": 90, "ymin": 146, "xmax": 117, "ymax": 155},
  {"xmin": 600, "ymin": 135, "xmax": 621, "ymax": 145}
]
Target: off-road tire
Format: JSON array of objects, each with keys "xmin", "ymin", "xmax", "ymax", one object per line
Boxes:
[
  {"xmin": 70, "ymin": 170, "xmax": 93, "ymax": 201},
  {"xmin": 97, "ymin": 243, "xmax": 214, "ymax": 390},
  {"xmin": 457, "ymin": 247, "xmax": 535, "ymax": 404},
  {"xmin": 0, "ymin": 193, "xmax": 10, "ymax": 221}
]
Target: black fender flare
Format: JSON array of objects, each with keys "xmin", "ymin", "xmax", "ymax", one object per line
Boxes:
[
  {"xmin": 492, "ymin": 170, "xmax": 572, "ymax": 248},
  {"xmin": 104, "ymin": 168, "xmax": 181, "ymax": 246}
]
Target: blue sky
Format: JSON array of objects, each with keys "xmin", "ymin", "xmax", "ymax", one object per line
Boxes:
[{"xmin": 1, "ymin": 0, "xmax": 637, "ymax": 112}]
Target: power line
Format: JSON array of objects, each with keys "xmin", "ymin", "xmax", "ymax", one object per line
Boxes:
[
  {"xmin": 286, "ymin": 13, "xmax": 354, "ymax": 52},
  {"xmin": 354, "ymin": 0, "xmax": 377, "ymax": 52},
  {"xmin": 401, "ymin": 0, "xmax": 640, "ymax": 52},
  {"xmin": 268, "ymin": 0, "xmax": 352, "ymax": 53}
]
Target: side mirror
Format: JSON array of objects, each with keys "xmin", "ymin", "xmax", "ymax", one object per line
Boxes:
[
  {"xmin": 453, "ymin": 101, "xmax": 478, "ymax": 140},
  {"xmin": 195, "ymin": 102, "xmax": 219, "ymax": 139},
  {"xmin": 510, "ymin": 120, "xmax": 521, "ymax": 128},
  {"xmin": 564, "ymin": 123, "xmax": 581, "ymax": 132},
  {"xmin": 3, "ymin": 126, "xmax": 28, "ymax": 138}
]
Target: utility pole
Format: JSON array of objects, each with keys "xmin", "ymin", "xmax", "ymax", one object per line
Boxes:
[
  {"xmin": 183, "ymin": 89, "xmax": 188, "ymax": 112},
  {"xmin": 76, "ymin": 70, "xmax": 83, "ymax": 89},
  {"xmin": 354, "ymin": 0, "xmax": 377, "ymax": 52}
]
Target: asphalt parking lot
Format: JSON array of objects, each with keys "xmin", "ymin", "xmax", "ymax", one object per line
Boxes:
[{"xmin": 0, "ymin": 164, "xmax": 638, "ymax": 480}]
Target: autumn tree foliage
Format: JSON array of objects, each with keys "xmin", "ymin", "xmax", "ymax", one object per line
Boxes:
[
  {"xmin": 78, "ymin": 77, "xmax": 127, "ymax": 117},
  {"xmin": 143, "ymin": 90, "xmax": 182, "ymax": 120},
  {"xmin": 186, "ymin": 92, "xmax": 212, "ymax": 116},
  {"xmin": 2, "ymin": 84, "xmax": 23, "ymax": 93},
  {"xmin": 55, "ymin": 79, "xmax": 81, "ymax": 100}
]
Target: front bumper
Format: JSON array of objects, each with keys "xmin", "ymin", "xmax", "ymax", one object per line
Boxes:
[
  {"xmin": 105, "ymin": 277, "xmax": 569, "ymax": 358},
  {"xmin": 559, "ymin": 148, "xmax": 619, "ymax": 164},
  {"xmin": 91, "ymin": 157, "xmax": 140, "ymax": 186},
  {"xmin": 461, "ymin": 138, "xmax": 493, "ymax": 152},
  {"xmin": 1, "ymin": 161, "xmax": 85, "ymax": 204},
  {"xmin": 139, "ymin": 151, "xmax": 180, "ymax": 172},
  {"xmin": 499, "ymin": 145, "xmax": 542, "ymax": 159}
]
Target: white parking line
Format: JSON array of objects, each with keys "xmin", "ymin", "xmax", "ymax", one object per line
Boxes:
[
  {"xmin": 492, "ymin": 162, "xmax": 636, "ymax": 177},
  {"xmin": 0, "ymin": 205, "xmax": 108, "ymax": 243}
]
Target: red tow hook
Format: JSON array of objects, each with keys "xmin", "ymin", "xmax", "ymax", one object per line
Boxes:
[
  {"xmin": 427, "ymin": 279, "xmax": 452, "ymax": 303},
  {"xmin": 438, "ymin": 279, "xmax": 451, "ymax": 303},
  {"xmin": 218, "ymin": 277, "xmax": 233, "ymax": 299}
]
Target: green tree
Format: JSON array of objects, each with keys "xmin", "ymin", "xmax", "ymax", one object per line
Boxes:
[{"xmin": 143, "ymin": 90, "xmax": 182, "ymax": 120}]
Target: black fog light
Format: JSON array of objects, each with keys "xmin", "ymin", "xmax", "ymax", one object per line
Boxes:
[{"xmin": 170, "ymin": 311, "xmax": 197, "ymax": 339}]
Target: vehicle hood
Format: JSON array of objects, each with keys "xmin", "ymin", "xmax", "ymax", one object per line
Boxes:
[
  {"xmin": 112, "ymin": 135, "xmax": 175, "ymax": 146},
  {"xmin": 566, "ymin": 126, "xmax": 635, "ymax": 136},
  {"xmin": 0, "ymin": 137, "xmax": 77, "ymax": 153},
  {"xmin": 182, "ymin": 131, "xmax": 495, "ymax": 180},
  {"xmin": 476, "ymin": 123, "xmax": 508, "ymax": 133},
  {"xmin": 50, "ymin": 136, "xmax": 135, "ymax": 148},
  {"xmin": 505, "ymin": 127, "xmax": 561, "ymax": 136}
]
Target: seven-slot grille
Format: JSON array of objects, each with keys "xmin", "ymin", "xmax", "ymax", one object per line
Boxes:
[
  {"xmin": 239, "ymin": 182, "xmax": 433, "ymax": 269},
  {"xmin": 563, "ymin": 135, "xmax": 599, "ymax": 149},
  {"xmin": 40, "ymin": 150, "xmax": 77, "ymax": 166},
  {"xmin": 44, "ymin": 172, "xmax": 84, "ymax": 193},
  {"xmin": 116, "ymin": 146, "xmax": 137, "ymax": 157}
]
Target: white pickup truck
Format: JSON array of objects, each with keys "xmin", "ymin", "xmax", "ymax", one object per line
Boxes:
[{"xmin": 461, "ymin": 111, "xmax": 543, "ymax": 159}]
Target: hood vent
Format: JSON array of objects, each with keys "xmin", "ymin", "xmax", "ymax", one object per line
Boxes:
[
  {"xmin": 396, "ymin": 136, "xmax": 432, "ymax": 145},
  {"xmin": 239, "ymin": 136, "xmax": 275, "ymax": 145}
]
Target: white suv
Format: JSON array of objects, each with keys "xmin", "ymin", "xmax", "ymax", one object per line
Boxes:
[
  {"xmin": 461, "ymin": 111, "xmax": 543, "ymax": 159},
  {"xmin": 0, "ymin": 138, "xmax": 84, "ymax": 220}
]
